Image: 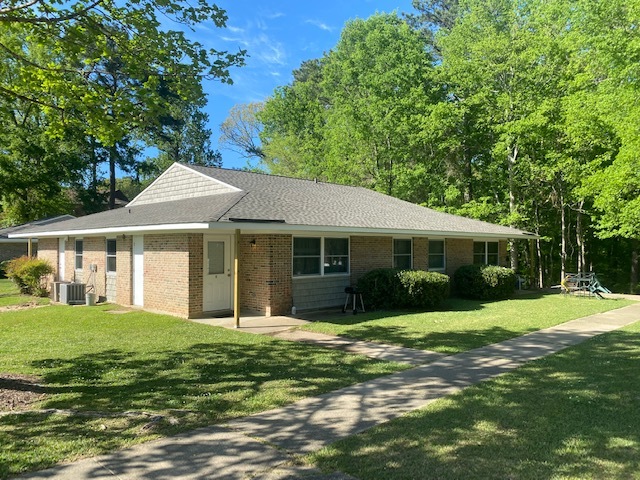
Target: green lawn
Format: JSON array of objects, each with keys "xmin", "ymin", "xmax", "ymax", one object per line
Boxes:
[
  {"xmin": 0, "ymin": 304, "xmax": 406, "ymax": 478},
  {"xmin": 0, "ymin": 278, "xmax": 49, "ymax": 308},
  {"xmin": 301, "ymin": 294, "xmax": 634, "ymax": 353},
  {"xmin": 308, "ymin": 320, "xmax": 640, "ymax": 480}
]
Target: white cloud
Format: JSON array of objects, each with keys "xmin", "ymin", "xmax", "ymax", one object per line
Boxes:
[{"xmin": 305, "ymin": 19, "xmax": 334, "ymax": 32}]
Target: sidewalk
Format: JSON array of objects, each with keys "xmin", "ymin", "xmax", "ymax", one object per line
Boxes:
[{"xmin": 20, "ymin": 303, "xmax": 640, "ymax": 480}]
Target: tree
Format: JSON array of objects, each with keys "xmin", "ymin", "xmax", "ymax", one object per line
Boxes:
[
  {"xmin": 259, "ymin": 59, "xmax": 329, "ymax": 179},
  {"xmin": 260, "ymin": 14, "xmax": 440, "ymax": 199},
  {"xmin": 0, "ymin": 1, "xmax": 244, "ymax": 215},
  {"xmin": 219, "ymin": 102, "xmax": 265, "ymax": 160}
]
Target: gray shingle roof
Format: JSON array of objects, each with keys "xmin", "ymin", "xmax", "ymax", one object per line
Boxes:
[
  {"xmin": 1, "ymin": 215, "xmax": 75, "ymax": 238},
  {"xmin": 13, "ymin": 164, "xmax": 534, "ymax": 238}
]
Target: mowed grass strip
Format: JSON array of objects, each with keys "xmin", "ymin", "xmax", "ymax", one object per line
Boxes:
[
  {"xmin": 0, "ymin": 305, "xmax": 407, "ymax": 478},
  {"xmin": 308, "ymin": 320, "xmax": 640, "ymax": 480},
  {"xmin": 0, "ymin": 279, "xmax": 49, "ymax": 307},
  {"xmin": 301, "ymin": 294, "xmax": 635, "ymax": 353}
]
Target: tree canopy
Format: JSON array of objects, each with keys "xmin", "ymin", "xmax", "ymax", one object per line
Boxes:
[
  {"xmin": 0, "ymin": 1, "xmax": 244, "ymax": 223},
  {"xmin": 251, "ymin": 1, "xmax": 640, "ymax": 292}
]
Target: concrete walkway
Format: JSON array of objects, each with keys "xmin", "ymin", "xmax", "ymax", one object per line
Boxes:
[
  {"xmin": 20, "ymin": 303, "xmax": 640, "ymax": 480},
  {"xmin": 191, "ymin": 313, "xmax": 445, "ymax": 365}
]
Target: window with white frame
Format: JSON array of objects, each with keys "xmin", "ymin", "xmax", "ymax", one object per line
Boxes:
[
  {"xmin": 106, "ymin": 239, "xmax": 117, "ymax": 273},
  {"xmin": 393, "ymin": 239, "xmax": 412, "ymax": 269},
  {"xmin": 293, "ymin": 237, "xmax": 349, "ymax": 276},
  {"xmin": 75, "ymin": 239, "xmax": 83, "ymax": 270},
  {"xmin": 428, "ymin": 240, "xmax": 445, "ymax": 271},
  {"xmin": 473, "ymin": 241, "xmax": 499, "ymax": 265}
]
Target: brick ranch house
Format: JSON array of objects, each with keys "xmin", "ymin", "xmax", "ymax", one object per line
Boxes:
[{"xmin": 12, "ymin": 163, "xmax": 534, "ymax": 319}]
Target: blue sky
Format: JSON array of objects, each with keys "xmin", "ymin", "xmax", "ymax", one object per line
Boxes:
[{"xmin": 197, "ymin": 1, "xmax": 417, "ymax": 170}]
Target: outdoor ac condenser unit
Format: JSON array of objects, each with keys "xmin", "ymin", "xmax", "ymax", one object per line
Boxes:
[{"xmin": 59, "ymin": 283, "xmax": 86, "ymax": 305}]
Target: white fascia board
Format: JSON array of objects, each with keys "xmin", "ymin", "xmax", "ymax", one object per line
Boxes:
[
  {"xmin": 10, "ymin": 221, "xmax": 538, "ymax": 240},
  {"xmin": 9, "ymin": 223, "xmax": 211, "ymax": 238},
  {"xmin": 204, "ymin": 222, "xmax": 539, "ymax": 240}
]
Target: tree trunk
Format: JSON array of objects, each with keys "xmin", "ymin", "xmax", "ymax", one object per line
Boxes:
[
  {"xmin": 508, "ymin": 143, "xmax": 518, "ymax": 271},
  {"xmin": 576, "ymin": 201, "xmax": 586, "ymax": 273},
  {"xmin": 109, "ymin": 145, "xmax": 117, "ymax": 210},
  {"xmin": 631, "ymin": 239, "xmax": 639, "ymax": 294},
  {"xmin": 536, "ymin": 237, "xmax": 543, "ymax": 288},
  {"xmin": 560, "ymin": 196, "xmax": 567, "ymax": 281}
]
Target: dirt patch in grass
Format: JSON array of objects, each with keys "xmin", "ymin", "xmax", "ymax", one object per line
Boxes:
[
  {"xmin": 0, "ymin": 303, "xmax": 48, "ymax": 313},
  {"xmin": 0, "ymin": 373, "xmax": 48, "ymax": 412}
]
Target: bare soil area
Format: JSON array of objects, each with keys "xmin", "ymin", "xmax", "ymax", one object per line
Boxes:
[{"xmin": 0, "ymin": 373, "xmax": 48, "ymax": 412}]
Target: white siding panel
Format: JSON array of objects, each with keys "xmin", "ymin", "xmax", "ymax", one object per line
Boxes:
[
  {"xmin": 133, "ymin": 166, "xmax": 235, "ymax": 205},
  {"xmin": 292, "ymin": 276, "xmax": 351, "ymax": 311}
]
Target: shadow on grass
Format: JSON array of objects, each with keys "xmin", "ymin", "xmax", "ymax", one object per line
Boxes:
[
  {"xmin": 341, "ymin": 324, "xmax": 529, "ymax": 353},
  {"xmin": 310, "ymin": 329, "xmax": 640, "ymax": 480},
  {"xmin": 314, "ymin": 293, "xmax": 554, "ymax": 326},
  {"xmin": 29, "ymin": 341, "xmax": 397, "ymax": 415},
  {"xmin": 0, "ymin": 340, "xmax": 402, "ymax": 478}
]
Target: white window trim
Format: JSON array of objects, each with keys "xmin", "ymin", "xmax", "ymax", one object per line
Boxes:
[
  {"xmin": 292, "ymin": 236, "xmax": 350, "ymax": 278},
  {"xmin": 428, "ymin": 239, "xmax": 446, "ymax": 272},
  {"xmin": 106, "ymin": 238, "xmax": 117, "ymax": 274},
  {"xmin": 393, "ymin": 238, "xmax": 413, "ymax": 270},
  {"xmin": 474, "ymin": 241, "xmax": 500, "ymax": 265},
  {"xmin": 75, "ymin": 238, "xmax": 84, "ymax": 271}
]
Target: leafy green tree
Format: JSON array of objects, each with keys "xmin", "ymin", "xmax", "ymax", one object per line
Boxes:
[
  {"xmin": 259, "ymin": 59, "xmax": 328, "ymax": 179},
  {"xmin": 0, "ymin": 1, "xmax": 244, "ymax": 214}
]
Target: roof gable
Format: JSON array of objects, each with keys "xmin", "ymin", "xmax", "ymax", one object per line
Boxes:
[{"xmin": 128, "ymin": 163, "xmax": 241, "ymax": 206}]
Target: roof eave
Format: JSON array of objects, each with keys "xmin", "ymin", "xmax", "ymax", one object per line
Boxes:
[{"xmin": 9, "ymin": 221, "xmax": 538, "ymax": 240}]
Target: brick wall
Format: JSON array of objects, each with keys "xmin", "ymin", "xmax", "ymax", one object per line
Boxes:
[
  {"xmin": 445, "ymin": 238, "xmax": 474, "ymax": 277},
  {"xmin": 73, "ymin": 237, "xmax": 107, "ymax": 300},
  {"xmin": 116, "ymin": 236, "xmax": 133, "ymax": 306},
  {"xmin": 350, "ymin": 236, "xmax": 392, "ymax": 283},
  {"xmin": 239, "ymin": 234, "xmax": 292, "ymax": 316},
  {"xmin": 413, "ymin": 237, "xmax": 429, "ymax": 271},
  {"xmin": 36, "ymin": 238, "xmax": 58, "ymax": 288},
  {"xmin": 143, "ymin": 234, "xmax": 192, "ymax": 318},
  {"xmin": 188, "ymin": 234, "xmax": 203, "ymax": 317}
]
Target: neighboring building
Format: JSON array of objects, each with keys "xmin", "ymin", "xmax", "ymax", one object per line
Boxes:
[
  {"xmin": 11, "ymin": 163, "xmax": 534, "ymax": 318},
  {"xmin": 0, "ymin": 215, "xmax": 75, "ymax": 265}
]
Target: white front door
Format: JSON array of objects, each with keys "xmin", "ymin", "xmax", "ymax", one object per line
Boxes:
[
  {"xmin": 58, "ymin": 238, "xmax": 65, "ymax": 281},
  {"xmin": 203, "ymin": 236, "xmax": 232, "ymax": 312},
  {"xmin": 132, "ymin": 235, "xmax": 144, "ymax": 306}
]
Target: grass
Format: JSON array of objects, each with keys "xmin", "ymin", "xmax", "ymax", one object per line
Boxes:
[
  {"xmin": 300, "ymin": 293, "xmax": 635, "ymax": 353},
  {"xmin": 0, "ymin": 279, "xmax": 49, "ymax": 308},
  {"xmin": 308, "ymin": 320, "xmax": 640, "ymax": 480},
  {"xmin": 0, "ymin": 304, "xmax": 407, "ymax": 478}
]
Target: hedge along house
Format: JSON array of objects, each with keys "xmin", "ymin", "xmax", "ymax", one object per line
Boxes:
[{"xmin": 12, "ymin": 163, "xmax": 535, "ymax": 320}]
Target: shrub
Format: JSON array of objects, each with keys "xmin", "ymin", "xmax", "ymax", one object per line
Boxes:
[
  {"xmin": 454, "ymin": 264, "xmax": 516, "ymax": 300},
  {"xmin": 357, "ymin": 268, "xmax": 450, "ymax": 310},
  {"xmin": 4, "ymin": 256, "xmax": 54, "ymax": 296}
]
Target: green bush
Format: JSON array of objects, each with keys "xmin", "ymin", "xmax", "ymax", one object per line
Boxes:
[
  {"xmin": 454, "ymin": 264, "xmax": 516, "ymax": 300},
  {"xmin": 357, "ymin": 268, "xmax": 450, "ymax": 310},
  {"xmin": 4, "ymin": 256, "xmax": 54, "ymax": 296}
]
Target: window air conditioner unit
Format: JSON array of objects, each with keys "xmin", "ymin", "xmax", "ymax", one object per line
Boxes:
[{"xmin": 59, "ymin": 283, "xmax": 86, "ymax": 305}]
